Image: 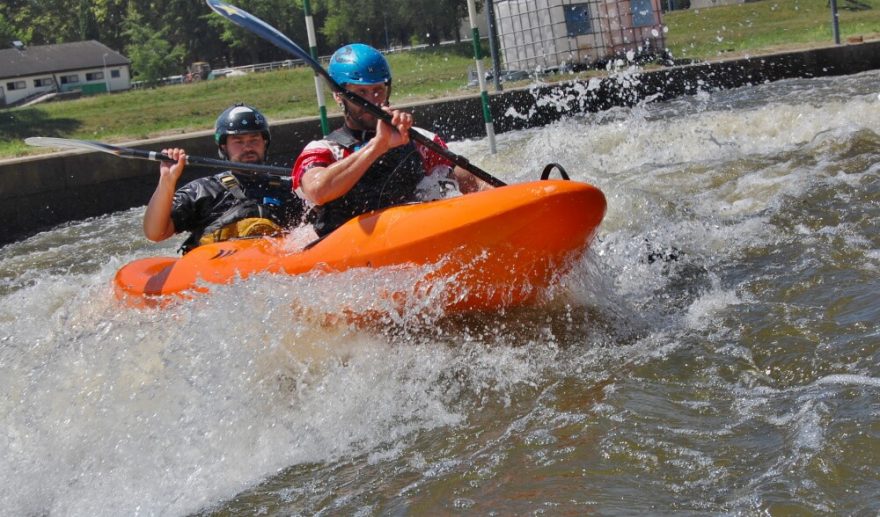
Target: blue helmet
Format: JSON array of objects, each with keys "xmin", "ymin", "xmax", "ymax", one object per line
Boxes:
[{"xmin": 328, "ymin": 44, "xmax": 391, "ymax": 86}]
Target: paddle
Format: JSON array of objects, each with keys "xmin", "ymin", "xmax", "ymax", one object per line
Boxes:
[
  {"xmin": 24, "ymin": 137, "xmax": 292, "ymax": 178},
  {"xmin": 206, "ymin": 0, "xmax": 508, "ymax": 188}
]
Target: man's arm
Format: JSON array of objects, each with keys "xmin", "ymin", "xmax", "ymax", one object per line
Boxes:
[
  {"xmin": 412, "ymin": 127, "xmax": 491, "ymax": 195},
  {"xmin": 143, "ymin": 148, "xmax": 185, "ymax": 241},
  {"xmin": 453, "ymin": 166, "xmax": 492, "ymax": 194},
  {"xmin": 300, "ymin": 138, "xmax": 391, "ymax": 205},
  {"xmin": 300, "ymin": 109, "xmax": 412, "ymax": 205}
]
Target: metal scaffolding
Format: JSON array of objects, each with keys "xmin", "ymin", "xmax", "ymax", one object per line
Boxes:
[{"xmin": 493, "ymin": 0, "xmax": 666, "ymax": 72}]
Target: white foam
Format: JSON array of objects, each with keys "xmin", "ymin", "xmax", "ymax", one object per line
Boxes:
[
  {"xmin": 3, "ymin": 69, "xmax": 879, "ymax": 515},
  {"xmin": 811, "ymin": 374, "xmax": 880, "ymax": 388}
]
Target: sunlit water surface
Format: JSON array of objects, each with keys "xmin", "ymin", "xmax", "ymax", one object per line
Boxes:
[{"xmin": 1, "ymin": 70, "xmax": 879, "ymax": 515}]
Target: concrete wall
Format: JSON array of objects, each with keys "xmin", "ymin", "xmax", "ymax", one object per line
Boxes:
[{"xmin": 2, "ymin": 39, "xmax": 879, "ymax": 245}]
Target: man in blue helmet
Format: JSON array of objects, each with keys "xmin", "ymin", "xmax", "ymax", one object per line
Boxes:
[
  {"xmin": 143, "ymin": 104, "xmax": 304, "ymax": 253},
  {"xmin": 292, "ymin": 43, "xmax": 487, "ymax": 237}
]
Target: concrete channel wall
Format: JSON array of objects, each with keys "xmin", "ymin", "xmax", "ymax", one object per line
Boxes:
[{"xmin": 2, "ymin": 40, "xmax": 879, "ymax": 246}]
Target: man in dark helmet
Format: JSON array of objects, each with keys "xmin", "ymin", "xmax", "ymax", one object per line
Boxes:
[
  {"xmin": 292, "ymin": 43, "xmax": 488, "ymax": 237},
  {"xmin": 143, "ymin": 104, "xmax": 303, "ymax": 253}
]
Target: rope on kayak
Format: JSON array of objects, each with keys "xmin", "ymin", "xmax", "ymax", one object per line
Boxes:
[{"xmin": 540, "ymin": 163, "xmax": 570, "ymax": 181}]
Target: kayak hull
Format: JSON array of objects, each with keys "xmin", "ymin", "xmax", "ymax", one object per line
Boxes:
[{"xmin": 115, "ymin": 180, "xmax": 607, "ymax": 312}]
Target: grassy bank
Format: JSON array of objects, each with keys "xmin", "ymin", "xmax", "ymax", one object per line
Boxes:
[
  {"xmin": 0, "ymin": 45, "xmax": 479, "ymax": 159},
  {"xmin": 2, "ymin": 0, "xmax": 880, "ymax": 159},
  {"xmin": 664, "ymin": 0, "xmax": 880, "ymax": 59}
]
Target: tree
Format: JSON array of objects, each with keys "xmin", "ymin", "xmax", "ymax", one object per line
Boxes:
[
  {"xmin": 78, "ymin": 0, "xmax": 100, "ymax": 41},
  {"xmin": 0, "ymin": 8, "xmax": 21, "ymax": 47},
  {"xmin": 208, "ymin": 0, "xmax": 309, "ymax": 66},
  {"xmin": 317, "ymin": 0, "xmax": 387, "ymax": 48},
  {"xmin": 403, "ymin": 0, "xmax": 475, "ymax": 46},
  {"xmin": 7, "ymin": 0, "xmax": 82, "ymax": 45},
  {"xmin": 123, "ymin": 5, "xmax": 185, "ymax": 85},
  {"xmin": 0, "ymin": 0, "xmax": 475, "ymax": 68},
  {"xmin": 153, "ymin": 0, "xmax": 227, "ymax": 66},
  {"xmin": 92, "ymin": 0, "xmax": 139, "ymax": 52},
  {"xmin": 315, "ymin": 0, "xmax": 478, "ymax": 49}
]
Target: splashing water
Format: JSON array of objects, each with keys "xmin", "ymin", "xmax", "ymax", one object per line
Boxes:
[{"xmin": 1, "ymin": 70, "xmax": 879, "ymax": 515}]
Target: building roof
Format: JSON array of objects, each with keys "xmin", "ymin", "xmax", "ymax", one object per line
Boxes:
[{"xmin": 0, "ymin": 40, "xmax": 130, "ymax": 81}]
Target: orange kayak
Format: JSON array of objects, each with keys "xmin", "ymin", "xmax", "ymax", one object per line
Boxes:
[{"xmin": 115, "ymin": 179, "xmax": 607, "ymax": 312}]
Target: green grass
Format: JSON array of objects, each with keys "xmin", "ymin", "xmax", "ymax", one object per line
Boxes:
[
  {"xmin": 664, "ymin": 0, "xmax": 880, "ymax": 60},
  {"xmin": 0, "ymin": 68, "xmax": 319, "ymax": 158},
  {"xmin": 2, "ymin": 2, "xmax": 880, "ymax": 159},
  {"xmin": 0, "ymin": 45, "xmax": 478, "ymax": 159}
]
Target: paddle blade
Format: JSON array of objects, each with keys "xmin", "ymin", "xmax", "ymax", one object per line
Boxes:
[
  {"xmin": 25, "ymin": 137, "xmax": 122, "ymax": 155},
  {"xmin": 206, "ymin": 1, "xmax": 309, "ymax": 63}
]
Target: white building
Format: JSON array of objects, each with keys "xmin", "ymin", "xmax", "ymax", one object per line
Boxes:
[
  {"xmin": 494, "ymin": 0, "xmax": 666, "ymax": 72},
  {"xmin": 0, "ymin": 40, "xmax": 131, "ymax": 107}
]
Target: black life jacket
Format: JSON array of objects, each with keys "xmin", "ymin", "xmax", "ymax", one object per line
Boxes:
[
  {"xmin": 176, "ymin": 171, "xmax": 302, "ymax": 253},
  {"xmin": 310, "ymin": 127, "xmax": 425, "ymax": 237}
]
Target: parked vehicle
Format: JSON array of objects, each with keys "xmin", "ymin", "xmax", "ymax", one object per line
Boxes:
[{"xmin": 188, "ymin": 61, "xmax": 211, "ymax": 81}]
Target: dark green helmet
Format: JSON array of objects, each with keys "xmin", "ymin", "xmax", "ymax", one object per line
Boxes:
[{"xmin": 214, "ymin": 104, "xmax": 270, "ymax": 157}]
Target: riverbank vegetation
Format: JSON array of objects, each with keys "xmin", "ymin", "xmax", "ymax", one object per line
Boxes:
[
  {"xmin": 0, "ymin": 45, "xmax": 479, "ymax": 158},
  {"xmin": 2, "ymin": 0, "xmax": 879, "ymax": 159},
  {"xmin": 664, "ymin": 0, "xmax": 880, "ymax": 60}
]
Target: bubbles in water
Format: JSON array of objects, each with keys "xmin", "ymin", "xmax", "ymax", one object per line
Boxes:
[{"xmin": 4, "ymin": 69, "xmax": 880, "ymax": 515}]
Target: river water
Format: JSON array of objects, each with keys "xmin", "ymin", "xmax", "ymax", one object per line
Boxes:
[{"xmin": 1, "ymin": 69, "xmax": 878, "ymax": 515}]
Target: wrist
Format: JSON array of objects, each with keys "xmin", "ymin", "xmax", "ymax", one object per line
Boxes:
[
  {"xmin": 158, "ymin": 174, "xmax": 178, "ymax": 190},
  {"xmin": 365, "ymin": 136, "xmax": 389, "ymax": 156}
]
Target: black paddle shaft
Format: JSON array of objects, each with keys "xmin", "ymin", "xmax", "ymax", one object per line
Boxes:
[{"xmin": 25, "ymin": 137, "xmax": 292, "ymax": 178}]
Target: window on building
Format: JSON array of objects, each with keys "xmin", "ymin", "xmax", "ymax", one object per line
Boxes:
[
  {"xmin": 60, "ymin": 74, "xmax": 79, "ymax": 84},
  {"xmin": 564, "ymin": 4, "xmax": 592, "ymax": 36},
  {"xmin": 111, "ymin": 69, "xmax": 120, "ymax": 78},
  {"xmin": 632, "ymin": 0, "xmax": 656, "ymax": 27},
  {"xmin": 86, "ymin": 71, "xmax": 105, "ymax": 81},
  {"xmin": 34, "ymin": 78, "xmax": 53, "ymax": 88},
  {"xmin": 6, "ymin": 80, "xmax": 26, "ymax": 90}
]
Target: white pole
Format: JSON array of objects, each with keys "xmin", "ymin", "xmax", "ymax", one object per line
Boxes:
[
  {"xmin": 303, "ymin": 0, "xmax": 329, "ymax": 135},
  {"xmin": 467, "ymin": 0, "xmax": 496, "ymax": 154}
]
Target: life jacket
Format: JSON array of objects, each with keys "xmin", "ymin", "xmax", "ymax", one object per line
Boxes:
[
  {"xmin": 311, "ymin": 127, "xmax": 425, "ymax": 236},
  {"xmin": 179, "ymin": 172, "xmax": 293, "ymax": 252},
  {"xmin": 197, "ymin": 217, "xmax": 282, "ymax": 246}
]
